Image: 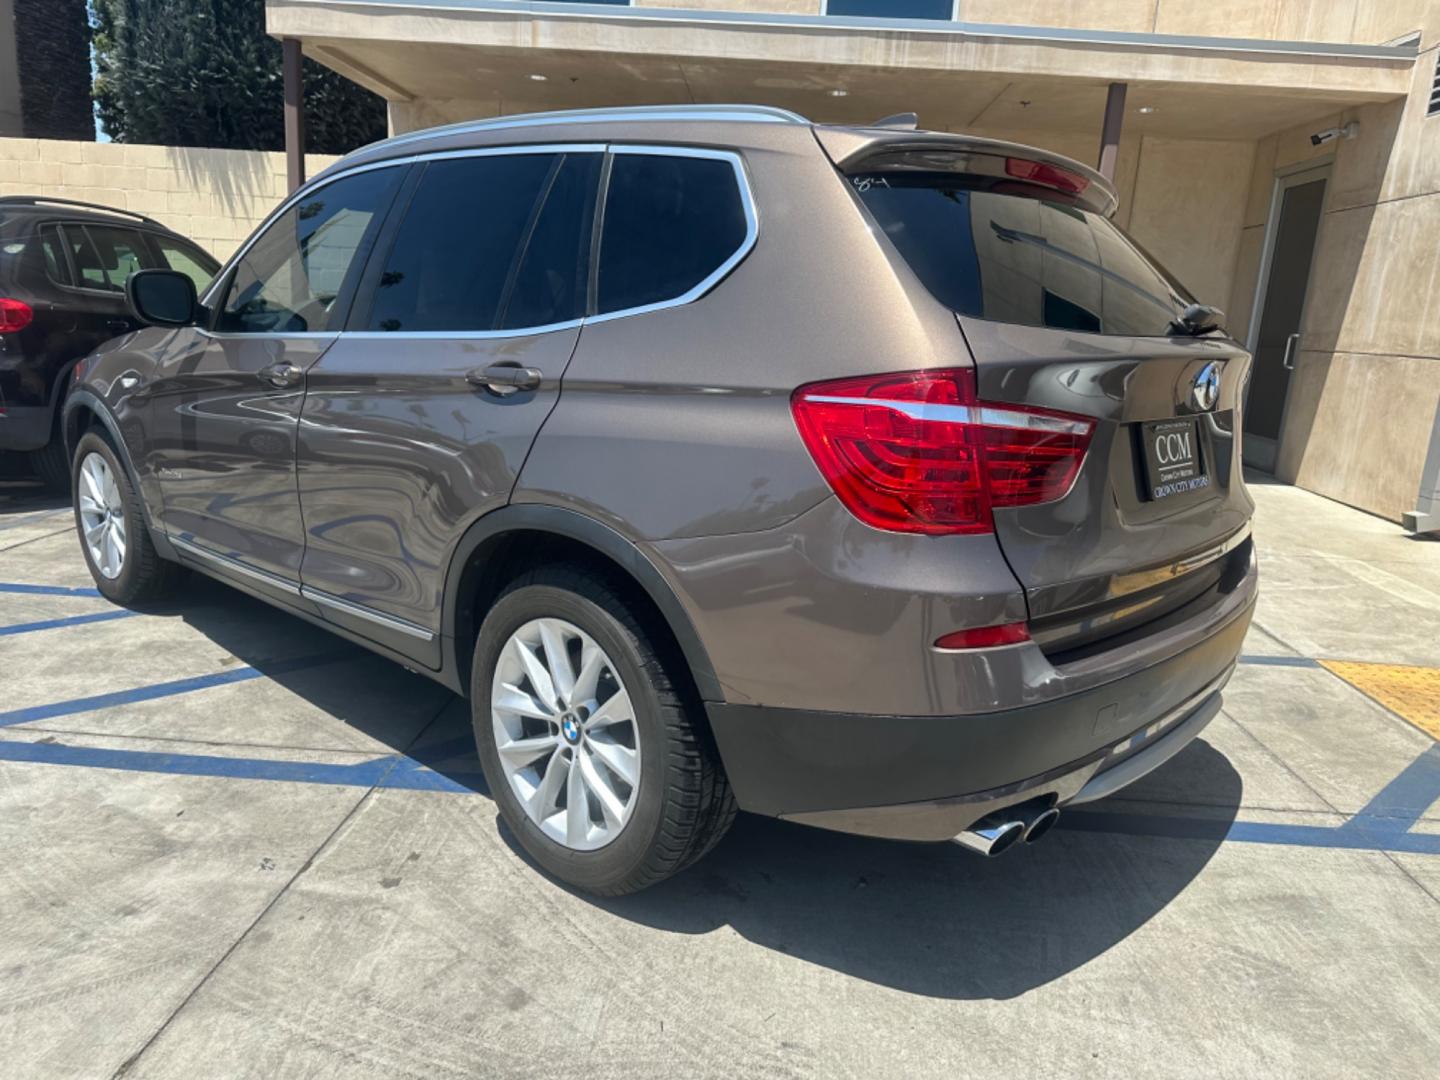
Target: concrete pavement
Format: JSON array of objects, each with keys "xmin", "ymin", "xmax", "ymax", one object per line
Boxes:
[{"xmin": 0, "ymin": 475, "xmax": 1437, "ymax": 1079}]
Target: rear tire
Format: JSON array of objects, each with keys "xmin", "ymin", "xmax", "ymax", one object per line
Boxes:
[
  {"xmin": 71, "ymin": 430, "xmax": 180, "ymax": 604},
  {"xmin": 471, "ymin": 565, "xmax": 736, "ymax": 896},
  {"xmin": 29, "ymin": 428, "xmax": 70, "ymax": 493}
]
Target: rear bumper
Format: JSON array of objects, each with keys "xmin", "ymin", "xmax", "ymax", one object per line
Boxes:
[
  {"xmin": 706, "ymin": 588, "xmax": 1254, "ymax": 842},
  {"xmin": 0, "ymin": 404, "xmax": 52, "ymax": 452}
]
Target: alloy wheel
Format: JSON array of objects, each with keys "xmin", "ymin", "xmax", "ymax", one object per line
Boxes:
[
  {"xmin": 491, "ymin": 617, "xmax": 641, "ymax": 851},
  {"xmin": 77, "ymin": 452, "xmax": 126, "ymax": 580}
]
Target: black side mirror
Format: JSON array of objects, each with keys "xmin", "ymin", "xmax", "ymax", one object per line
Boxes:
[{"xmin": 127, "ymin": 269, "xmax": 200, "ymax": 328}]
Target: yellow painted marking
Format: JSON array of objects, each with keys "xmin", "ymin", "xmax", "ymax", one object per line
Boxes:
[{"xmin": 1321, "ymin": 661, "xmax": 1440, "ymax": 741}]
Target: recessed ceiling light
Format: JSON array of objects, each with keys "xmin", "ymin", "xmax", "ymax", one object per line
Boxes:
[
  {"xmin": 828, "ymin": 89, "xmax": 849, "ymax": 97},
  {"xmin": 1137, "ymin": 106, "xmax": 1156, "ymax": 114},
  {"xmin": 529, "ymin": 73, "xmax": 548, "ymax": 82}
]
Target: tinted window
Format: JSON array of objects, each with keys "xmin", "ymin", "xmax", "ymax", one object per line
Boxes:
[
  {"xmin": 219, "ymin": 167, "xmax": 400, "ymax": 334},
  {"xmin": 854, "ymin": 173, "xmax": 1195, "ymax": 337},
  {"xmin": 39, "ymin": 225, "xmax": 72, "ymax": 286},
  {"xmin": 827, "ymin": 0, "xmax": 953, "ymax": 18},
  {"xmin": 155, "ymin": 235, "xmax": 219, "ymax": 292},
  {"xmin": 65, "ymin": 224, "xmax": 156, "ymax": 292},
  {"xmin": 596, "ymin": 154, "xmax": 748, "ymax": 316},
  {"xmin": 367, "ymin": 152, "xmax": 597, "ymax": 333}
]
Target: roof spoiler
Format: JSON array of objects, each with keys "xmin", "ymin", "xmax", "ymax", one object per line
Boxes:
[{"xmin": 813, "ymin": 125, "xmax": 1119, "ymax": 217}]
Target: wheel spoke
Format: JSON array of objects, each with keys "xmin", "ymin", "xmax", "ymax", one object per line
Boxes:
[
  {"xmin": 527, "ymin": 747, "xmax": 569, "ymax": 819},
  {"xmin": 498, "ymin": 732, "xmax": 558, "ymax": 766},
  {"xmin": 83, "ymin": 519, "xmax": 106, "ymax": 546},
  {"xmin": 578, "ymin": 747, "xmax": 627, "ymax": 828},
  {"xmin": 81, "ymin": 461, "xmax": 105, "ymax": 507},
  {"xmin": 513, "ymin": 638, "xmax": 557, "ymax": 709},
  {"xmin": 78, "ymin": 493, "xmax": 104, "ymax": 516},
  {"xmin": 537, "ymin": 620, "xmax": 577, "ymax": 705},
  {"xmin": 494, "ymin": 683, "xmax": 554, "ymax": 721},
  {"xmin": 586, "ymin": 689, "xmax": 633, "ymax": 732},
  {"xmin": 586, "ymin": 736, "xmax": 638, "ymax": 788},
  {"xmin": 565, "ymin": 751, "xmax": 589, "ymax": 846},
  {"xmin": 109, "ymin": 520, "xmax": 126, "ymax": 563},
  {"xmin": 103, "ymin": 472, "xmax": 121, "ymax": 512},
  {"xmin": 571, "ymin": 643, "xmax": 606, "ymax": 706}
]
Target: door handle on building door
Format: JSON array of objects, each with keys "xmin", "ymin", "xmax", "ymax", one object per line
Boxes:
[{"xmin": 1282, "ymin": 333, "xmax": 1301, "ymax": 371}]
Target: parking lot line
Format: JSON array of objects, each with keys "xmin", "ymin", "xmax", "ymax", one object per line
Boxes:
[
  {"xmin": 0, "ymin": 581, "xmax": 102, "ymax": 597},
  {"xmin": 0, "ymin": 652, "xmax": 351, "ymax": 728},
  {"xmin": 0, "ymin": 609, "xmax": 137, "ymax": 637}
]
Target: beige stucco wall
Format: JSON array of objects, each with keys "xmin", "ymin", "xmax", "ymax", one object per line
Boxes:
[
  {"xmin": 0, "ymin": 138, "xmax": 338, "ymax": 260},
  {"xmin": 1226, "ymin": 17, "xmax": 1440, "ymax": 521}
]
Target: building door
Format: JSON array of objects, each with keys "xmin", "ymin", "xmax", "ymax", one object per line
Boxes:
[{"xmin": 1244, "ymin": 164, "xmax": 1329, "ymax": 471}]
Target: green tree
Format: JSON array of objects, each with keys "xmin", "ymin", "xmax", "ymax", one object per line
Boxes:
[{"xmin": 92, "ymin": 0, "xmax": 386, "ymax": 153}]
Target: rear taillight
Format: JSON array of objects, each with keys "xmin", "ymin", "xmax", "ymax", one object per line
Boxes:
[
  {"xmin": 791, "ymin": 368, "xmax": 1094, "ymax": 535},
  {"xmin": 0, "ymin": 298, "xmax": 33, "ymax": 334},
  {"xmin": 934, "ymin": 622, "xmax": 1030, "ymax": 650},
  {"xmin": 1005, "ymin": 157, "xmax": 1091, "ymax": 197}
]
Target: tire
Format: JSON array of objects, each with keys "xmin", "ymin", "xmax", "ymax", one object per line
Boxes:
[
  {"xmin": 472, "ymin": 566, "xmax": 736, "ymax": 896},
  {"xmin": 71, "ymin": 430, "xmax": 181, "ymax": 604},
  {"xmin": 29, "ymin": 429, "xmax": 70, "ymax": 493}
]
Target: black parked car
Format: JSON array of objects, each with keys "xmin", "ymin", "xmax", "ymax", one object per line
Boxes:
[{"xmin": 0, "ymin": 197, "xmax": 219, "ymax": 490}]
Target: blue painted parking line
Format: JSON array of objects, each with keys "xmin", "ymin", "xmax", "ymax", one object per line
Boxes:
[
  {"xmin": 1237, "ymin": 655, "xmax": 1322, "ymax": 668},
  {"xmin": 0, "ymin": 582, "xmax": 103, "ymax": 597},
  {"xmin": 0, "ymin": 652, "xmax": 352, "ymax": 728},
  {"xmin": 0, "ymin": 738, "xmax": 486, "ymax": 795},
  {"xmin": 0, "ymin": 609, "xmax": 138, "ymax": 637}
]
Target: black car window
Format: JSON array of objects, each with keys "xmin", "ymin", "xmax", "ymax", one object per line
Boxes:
[
  {"xmin": 80, "ymin": 225, "xmax": 158, "ymax": 292},
  {"xmin": 218, "ymin": 167, "xmax": 401, "ymax": 334},
  {"xmin": 596, "ymin": 153, "xmax": 749, "ymax": 316},
  {"xmin": 366, "ymin": 152, "xmax": 595, "ymax": 334},
  {"xmin": 38, "ymin": 225, "xmax": 73, "ymax": 287},
  {"xmin": 852, "ymin": 172, "xmax": 1196, "ymax": 338},
  {"xmin": 154, "ymin": 235, "xmax": 219, "ymax": 293}
]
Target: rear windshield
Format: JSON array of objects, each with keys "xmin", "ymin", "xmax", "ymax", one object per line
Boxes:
[{"xmin": 852, "ymin": 171, "xmax": 1195, "ymax": 337}]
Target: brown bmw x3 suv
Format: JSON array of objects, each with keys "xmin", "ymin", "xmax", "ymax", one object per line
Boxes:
[{"xmin": 65, "ymin": 105, "xmax": 1256, "ymax": 894}]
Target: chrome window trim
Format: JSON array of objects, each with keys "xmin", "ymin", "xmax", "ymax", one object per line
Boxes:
[
  {"xmin": 168, "ymin": 534, "xmax": 304, "ymax": 597},
  {"xmin": 798, "ymin": 395, "xmax": 1094, "ymax": 436},
  {"xmin": 342, "ymin": 318, "xmax": 584, "ymax": 341},
  {"xmin": 300, "ymin": 586, "xmax": 437, "ymax": 641},
  {"xmin": 588, "ymin": 144, "xmax": 758, "ymax": 326}
]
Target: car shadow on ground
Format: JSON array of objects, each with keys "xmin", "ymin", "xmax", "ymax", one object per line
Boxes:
[{"xmin": 81, "ymin": 555, "xmax": 1242, "ymax": 1004}]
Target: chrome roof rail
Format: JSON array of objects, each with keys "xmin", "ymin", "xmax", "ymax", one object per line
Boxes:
[{"xmin": 354, "ymin": 104, "xmax": 811, "ymax": 156}]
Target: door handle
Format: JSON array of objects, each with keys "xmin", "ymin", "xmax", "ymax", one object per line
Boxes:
[
  {"xmin": 466, "ymin": 363, "xmax": 543, "ymax": 396},
  {"xmin": 1282, "ymin": 332, "xmax": 1301, "ymax": 371},
  {"xmin": 258, "ymin": 361, "xmax": 305, "ymax": 389},
  {"xmin": 107, "ymin": 319, "xmax": 131, "ymax": 333}
]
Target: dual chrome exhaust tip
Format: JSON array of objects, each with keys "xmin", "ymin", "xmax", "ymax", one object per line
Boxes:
[{"xmin": 952, "ymin": 805, "xmax": 1062, "ymax": 857}]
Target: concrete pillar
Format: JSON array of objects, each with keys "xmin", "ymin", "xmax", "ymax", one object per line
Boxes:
[
  {"xmin": 1097, "ymin": 82, "xmax": 1127, "ymax": 182},
  {"xmin": 283, "ymin": 37, "xmax": 306, "ymax": 193}
]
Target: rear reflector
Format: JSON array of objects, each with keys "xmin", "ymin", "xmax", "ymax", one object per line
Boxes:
[
  {"xmin": 935, "ymin": 622, "xmax": 1030, "ymax": 650},
  {"xmin": 0, "ymin": 298, "xmax": 33, "ymax": 334},
  {"xmin": 791, "ymin": 368, "xmax": 1094, "ymax": 535}
]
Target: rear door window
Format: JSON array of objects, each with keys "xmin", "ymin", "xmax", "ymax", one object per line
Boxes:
[
  {"xmin": 364, "ymin": 151, "xmax": 598, "ymax": 333},
  {"xmin": 77, "ymin": 224, "xmax": 157, "ymax": 292},
  {"xmin": 852, "ymin": 172, "xmax": 1195, "ymax": 337},
  {"xmin": 595, "ymin": 152, "xmax": 750, "ymax": 316}
]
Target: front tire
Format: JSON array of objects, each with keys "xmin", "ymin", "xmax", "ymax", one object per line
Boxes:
[
  {"xmin": 72, "ymin": 430, "xmax": 180, "ymax": 604},
  {"xmin": 472, "ymin": 566, "xmax": 735, "ymax": 896}
]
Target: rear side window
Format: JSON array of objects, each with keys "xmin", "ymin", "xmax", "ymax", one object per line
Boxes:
[
  {"xmin": 596, "ymin": 153, "xmax": 749, "ymax": 316},
  {"xmin": 39, "ymin": 225, "xmax": 72, "ymax": 286},
  {"xmin": 218, "ymin": 166, "xmax": 400, "ymax": 334},
  {"xmin": 366, "ymin": 152, "xmax": 597, "ymax": 333},
  {"xmin": 853, "ymin": 172, "xmax": 1195, "ymax": 337}
]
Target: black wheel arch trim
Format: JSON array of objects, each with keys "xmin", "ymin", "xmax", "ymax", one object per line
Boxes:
[
  {"xmin": 63, "ymin": 388, "xmax": 177, "ymax": 561},
  {"xmin": 441, "ymin": 504, "xmax": 724, "ymax": 703}
]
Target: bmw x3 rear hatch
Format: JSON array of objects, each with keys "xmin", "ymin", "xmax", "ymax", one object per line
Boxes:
[{"xmin": 817, "ymin": 128, "xmax": 1254, "ymax": 655}]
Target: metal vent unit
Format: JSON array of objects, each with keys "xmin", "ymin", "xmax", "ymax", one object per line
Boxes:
[{"xmin": 1431, "ymin": 51, "xmax": 1440, "ymax": 116}]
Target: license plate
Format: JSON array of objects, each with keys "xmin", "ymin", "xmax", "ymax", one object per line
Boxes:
[{"xmin": 1140, "ymin": 418, "xmax": 1210, "ymax": 501}]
